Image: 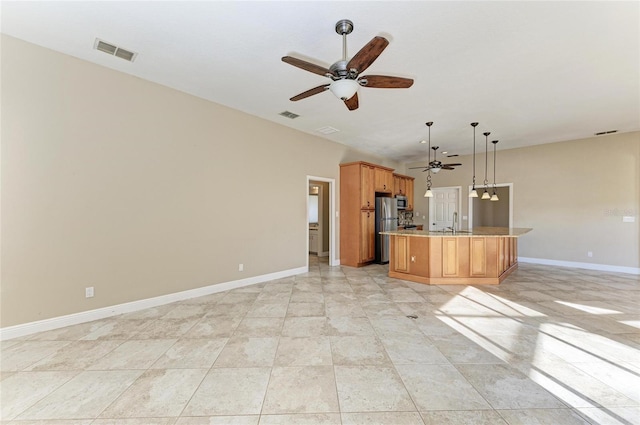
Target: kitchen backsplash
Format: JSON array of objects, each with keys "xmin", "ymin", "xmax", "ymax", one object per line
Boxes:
[{"xmin": 398, "ymin": 210, "xmax": 414, "ymax": 226}]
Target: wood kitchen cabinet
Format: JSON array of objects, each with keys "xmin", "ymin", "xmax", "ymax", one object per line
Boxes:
[
  {"xmin": 386, "ymin": 231, "xmax": 528, "ymax": 285},
  {"xmin": 393, "ymin": 175, "xmax": 407, "ymax": 196},
  {"xmin": 406, "ymin": 178, "xmax": 415, "ymax": 210},
  {"xmin": 393, "ymin": 173, "xmax": 415, "ymax": 210},
  {"xmin": 392, "ymin": 235, "xmax": 429, "ymax": 276},
  {"xmin": 360, "ymin": 210, "xmax": 375, "ymax": 263},
  {"xmin": 340, "ymin": 161, "xmax": 396, "ymax": 267},
  {"xmin": 374, "ymin": 166, "xmax": 394, "ymax": 193},
  {"xmin": 360, "ymin": 163, "xmax": 375, "ymax": 210}
]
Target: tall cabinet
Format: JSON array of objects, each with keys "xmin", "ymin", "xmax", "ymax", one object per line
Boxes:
[{"xmin": 340, "ymin": 161, "xmax": 396, "ymax": 267}]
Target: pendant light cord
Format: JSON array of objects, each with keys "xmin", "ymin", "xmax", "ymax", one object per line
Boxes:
[
  {"xmin": 483, "ymin": 132, "xmax": 490, "ymax": 188},
  {"xmin": 471, "ymin": 123, "xmax": 478, "ymax": 188},
  {"xmin": 492, "ymin": 140, "xmax": 499, "ymax": 191}
]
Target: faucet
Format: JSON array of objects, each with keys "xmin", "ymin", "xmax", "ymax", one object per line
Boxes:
[{"xmin": 451, "ymin": 212, "xmax": 458, "ymax": 234}]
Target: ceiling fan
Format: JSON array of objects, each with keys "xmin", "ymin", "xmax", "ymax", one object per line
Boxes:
[
  {"xmin": 281, "ymin": 19, "xmax": 414, "ymax": 111},
  {"xmin": 409, "ymin": 122, "xmax": 462, "ymax": 173}
]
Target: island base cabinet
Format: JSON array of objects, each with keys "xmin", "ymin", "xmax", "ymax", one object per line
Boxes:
[
  {"xmin": 391, "ymin": 236, "xmax": 429, "ymax": 276},
  {"xmin": 388, "ymin": 235, "xmax": 519, "ymax": 285}
]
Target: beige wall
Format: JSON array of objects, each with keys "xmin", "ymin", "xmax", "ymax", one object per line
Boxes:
[
  {"xmin": 0, "ymin": 36, "xmax": 400, "ymax": 327},
  {"xmin": 409, "ymin": 131, "xmax": 640, "ymax": 268}
]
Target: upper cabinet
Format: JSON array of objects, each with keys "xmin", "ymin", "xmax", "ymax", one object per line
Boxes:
[
  {"xmin": 393, "ymin": 173, "xmax": 415, "ymax": 210},
  {"xmin": 374, "ymin": 166, "xmax": 394, "ymax": 193},
  {"xmin": 406, "ymin": 178, "xmax": 414, "ymax": 210}
]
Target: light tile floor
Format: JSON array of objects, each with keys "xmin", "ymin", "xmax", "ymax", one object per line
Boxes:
[{"xmin": 1, "ymin": 257, "xmax": 639, "ymax": 424}]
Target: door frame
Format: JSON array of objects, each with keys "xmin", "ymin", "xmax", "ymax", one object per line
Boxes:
[
  {"xmin": 428, "ymin": 186, "xmax": 462, "ymax": 231},
  {"xmin": 467, "ymin": 182, "xmax": 513, "ymax": 229},
  {"xmin": 307, "ymin": 176, "xmax": 337, "ymax": 267}
]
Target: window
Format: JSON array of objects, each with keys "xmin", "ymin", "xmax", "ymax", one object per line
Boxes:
[{"xmin": 308, "ymin": 195, "xmax": 319, "ymax": 223}]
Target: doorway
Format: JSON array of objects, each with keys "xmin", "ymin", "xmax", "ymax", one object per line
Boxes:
[
  {"xmin": 307, "ymin": 176, "xmax": 337, "ymax": 267},
  {"xmin": 468, "ymin": 183, "xmax": 513, "ymax": 228},
  {"xmin": 428, "ymin": 186, "xmax": 462, "ymax": 231}
]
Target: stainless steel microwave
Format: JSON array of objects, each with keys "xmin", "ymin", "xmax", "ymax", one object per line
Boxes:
[{"xmin": 396, "ymin": 195, "xmax": 407, "ymax": 210}]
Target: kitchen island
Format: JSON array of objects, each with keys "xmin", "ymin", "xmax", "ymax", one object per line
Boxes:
[{"xmin": 380, "ymin": 227, "xmax": 532, "ymax": 285}]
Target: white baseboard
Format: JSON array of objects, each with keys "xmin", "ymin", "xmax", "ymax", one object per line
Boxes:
[
  {"xmin": 0, "ymin": 266, "xmax": 307, "ymax": 341},
  {"xmin": 518, "ymin": 257, "xmax": 640, "ymax": 275}
]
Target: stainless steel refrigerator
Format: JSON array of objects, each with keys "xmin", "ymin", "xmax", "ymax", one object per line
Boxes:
[{"xmin": 375, "ymin": 197, "xmax": 398, "ymax": 264}]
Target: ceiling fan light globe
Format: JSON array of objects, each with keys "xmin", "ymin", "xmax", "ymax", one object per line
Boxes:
[
  {"xmin": 329, "ymin": 79, "xmax": 359, "ymax": 100},
  {"xmin": 431, "ymin": 167, "xmax": 441, "ymax": 173}
]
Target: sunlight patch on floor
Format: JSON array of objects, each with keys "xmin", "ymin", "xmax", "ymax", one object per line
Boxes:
[{"xmin": 554, "ymin": 300, "xmax": 622, "ymax": 315}]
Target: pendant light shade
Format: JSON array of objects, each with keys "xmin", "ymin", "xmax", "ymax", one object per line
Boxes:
[
  {"xmin": 424, "ymin": 188, "xmax": 433, "ymax": 197},
  {"xmin": 490, "ymin": 193, "xmax": 499, "ymax": 201},
  {"xmin": 481, "ymin": 190, "xmax": 491, "ymax": 200},
  {"xmin": 469, "ymin": 122, "xmax": 479, "ymax": 197}
]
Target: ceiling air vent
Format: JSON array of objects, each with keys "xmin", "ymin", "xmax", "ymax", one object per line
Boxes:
[
  {"xmin": 279, "ymin": 111, "xmax": 300, "ymax": 119},
  {"xmin": 594, "ymin": 130, "xmax": 618, "ymax": 136},
  {"xmin": 316, "ymin": 126, "xmax": 340, "ymax": 135},
  {"xmin": 94, "ymin": 38, "xmax": 137, "ymax": 62}
]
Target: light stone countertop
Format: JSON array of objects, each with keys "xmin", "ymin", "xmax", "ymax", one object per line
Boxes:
[{"xmin": 380, "ymin": 226, "xmax": 532, "ymax": 237}]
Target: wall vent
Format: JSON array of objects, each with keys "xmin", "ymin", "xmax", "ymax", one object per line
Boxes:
[
  {"xmin": 316, "ymin": 126, "xmax": 340, "ymax": 135},
  {"xmin": 594, "ymin": 130, "xmax": 618, "ymax": 136},
  {"xmin": 94, "ymin": 38, "xmax": 137, "ymax": 62},
  {"xmin": 279, "ymin": 111, "xmax": 300, "ymax": 119}
]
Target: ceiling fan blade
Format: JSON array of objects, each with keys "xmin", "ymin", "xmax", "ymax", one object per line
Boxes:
[
  {"xmin": 441, "ymin": 163, "xmax": 462, "ymax": 167},
  {"xmin": 441, "ymin": 166, "xmax": 456, "ymax": 170},
  {"xmin": 359, "ymin": 75, "xmax": 414, "ymax": 88},
  {"xmin": 282, "ymin": 56, "xmax": 331, "ymax": 77},
  {"xmin": 290, "ymin": 84, "xmax": 330, "ymax": 101},
  {"xmin": 344, "ymin": 92, "xmax": 359, "ymax": 110},
  {"xmin": 408, "ymin": 166, "xmax": 429, "ymax": 170},
  {"xmin": 347, "ymin": 36, "xmax": 389, "ymax": 74}
]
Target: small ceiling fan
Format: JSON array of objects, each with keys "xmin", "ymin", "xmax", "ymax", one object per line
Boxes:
[
  {"xmin": 409, "ymin": 122, "xmax": 462, "ymax": 173},
  {"xmin": 281, "ymin": 19, "xmax": 414, "ymax": 111}
]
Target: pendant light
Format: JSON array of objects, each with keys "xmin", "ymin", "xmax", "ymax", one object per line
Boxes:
[
  {"xmin": 424, "ymin": 122, "xmax": 434, "ymax": 197},
  {"xmin": 469, "ymin": 122, "xmax": 479, "ymax": 198},
  {"xmin": 424, "ymin": 173, "xmax": 433, "ymax": 197},
  {"xmin": 481, "ymin": 131, "xmax": 491, "ymax": 199},
  {"xmin": 491, "ymin": 140, "xmax": 499, "ymax": 201}
]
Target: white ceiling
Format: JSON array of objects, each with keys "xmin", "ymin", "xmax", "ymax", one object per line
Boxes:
[{"xmin": 2, "ymin": 1, "xmax": 639, "ymax": 162}]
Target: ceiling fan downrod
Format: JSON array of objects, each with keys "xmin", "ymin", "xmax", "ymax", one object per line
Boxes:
[{"xmin": 335, "ymin": 19, "xmax": 354, "ymax": 62}]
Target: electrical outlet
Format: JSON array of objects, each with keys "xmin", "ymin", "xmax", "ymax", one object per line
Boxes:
[
  {"xmin": 238, "ymin": 263, "xmax": 244, "ymax": 272},
  {"xmin": 85, "ymin": 287, "xmax": 94, "ymax": 298},
  {"xmin": 587, "ymin": 251, "xmax": 593, "ymax": 258}
]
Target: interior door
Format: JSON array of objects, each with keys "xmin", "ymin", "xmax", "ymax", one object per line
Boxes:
[{"xmin": 429, "ymin": 188, "xmax": 459, "ymax": 231}]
